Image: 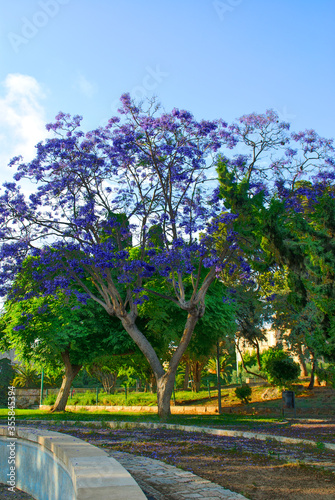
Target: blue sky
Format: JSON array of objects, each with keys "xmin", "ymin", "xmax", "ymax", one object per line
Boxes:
[{"xmin": 0, "ymin": 0, "xmax": 334, "ymax": 179}]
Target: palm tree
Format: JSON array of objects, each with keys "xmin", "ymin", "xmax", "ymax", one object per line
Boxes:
[{"xmin": 12, "ymin": 363, "xmax": 40, "ymax": 388}]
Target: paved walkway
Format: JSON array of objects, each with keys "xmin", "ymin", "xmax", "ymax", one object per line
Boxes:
[{"xmin": 110, "ymin": 450, "xmax": 247, "ymax": 500}]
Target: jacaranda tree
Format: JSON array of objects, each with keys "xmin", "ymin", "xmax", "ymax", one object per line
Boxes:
[
  {"xmin": 0, "ymin": 95, "xmax": 334, "ymax": 418},
  {"xmin": 0, "ymin": 95, "xmax": 243, "ymax": 418}
]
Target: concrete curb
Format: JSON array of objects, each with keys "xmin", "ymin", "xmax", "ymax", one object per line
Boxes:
[{"xmin": 25, "ymin": 419, "xmax": 335, "ymax": 451}]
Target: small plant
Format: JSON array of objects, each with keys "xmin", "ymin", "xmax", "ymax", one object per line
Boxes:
[
  {"xmin": 43, "ymin": 393, "xmax": 57, "ymax": 405},
  {"xmin": 235, "ymin": 384, "xmax": 252, "ymax": 404},
  {"xmin": 316, "ymin": 441, "xmax": 325, "ymax": 450},
  {"xmin": 11, "ymin": 363, "xmax": 39, "ymax": 389}
]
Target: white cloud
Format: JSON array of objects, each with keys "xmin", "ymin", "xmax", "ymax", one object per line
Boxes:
[
  {"xmin": 0, "ymin": 74, "xmax": 47, "ymax": 178},
  {"xmin": 74, "ymin": 74, "xmax": 97, "ymax": 98}
]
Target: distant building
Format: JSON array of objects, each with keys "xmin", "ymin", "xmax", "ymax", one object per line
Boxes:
[
  {"xmin": 236, "ymin": 325, "xmax": 281, "ymax": 360},
  {"xmin": 236, "ymin": 325, "xmax": 302, "ymax": 368}
]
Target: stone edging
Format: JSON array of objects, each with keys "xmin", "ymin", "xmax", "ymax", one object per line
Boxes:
[
  {"xmin": 0, "ymin": 425, "xmax": 147, "ymax": 500},
  {"xmin": 25, "ymin": 419, "xmax": 335, "ymax": 451}
]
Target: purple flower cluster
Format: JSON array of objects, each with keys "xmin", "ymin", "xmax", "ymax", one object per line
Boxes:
[{"xmin": 0, "ymin": 94, "xmax": 334, "ymax": 328}]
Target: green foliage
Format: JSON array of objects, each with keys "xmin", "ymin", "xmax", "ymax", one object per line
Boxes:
[
  {"xmin": 65, "ymin": 390, "xmax": 158, "ymax": 406},
  {"xmin": 42, "ymin": 393, "xmax": 57, "ymax": 405},
  {"xmin": 234, "ymin": 384, "xmax": 252, "ymax": 404},
  {"xmin": 138, "ymin": 273, "xmax": 236, "ymax": 362},
  {"xmin": 12, "ymin": 363, "xmax": 40, "ymax": 388},
  {"xmin": 74, "ymin": 368, "xmax": 101, "ymax": 388},
  {"xmin": 217, "ymin": 155, "xmax": 335, "ymax": 367},
  {"xmin": 0, "ymin": 257, "xmax": 141, "ymax": 410},
  {"xmin": 264, "ymin": 188, "xmax": 335, "ymax": 363},
  {"xmin": 69, "ymin": 390, "xmax": 96, "ymax": 406},
  {"xmin": 316, "ymin": 364, "xmax": 335, "ymax": 388},
  {"xmin": 43, "ymin": 369, "xmax": 64, "ymax": 388},
  {"xmin": 261, "ymin": 349, "xmax": 300, "ymax": 387},
  {"xmin": 205, "ymin": 349, "xmax": 235, "ymax": 385},
  {"xmin": 86, "ymin": 354, "xmax": 131, "ymax": 393},
  {"xmin": 0, "ymin": 279, "xmax": 135, "ymax": 375},
  {"xmin": 242, "ymin": 350, "xmax": 258, "ymax": 369}
]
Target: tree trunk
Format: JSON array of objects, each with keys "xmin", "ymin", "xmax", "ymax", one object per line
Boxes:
[
  {"xmin": 315, "ymin": 372, "xmax": 320, "ymax": 386},
  {"xmin": 308, "ymin": 356, "xmax": 316, "ymax": 390},
  {"xmin": 191, "ymin": 361, "xmax": 202, "ymax": 392},
  {"xmin": 156, "ymin": 372, "xmax": 176, "ymax": 420},
  {"xmin": 149, "ymin": 373, "xmax": 157, "ymax": 393},
  {"xmin": 255, "ymin": 341, "xmax": 262, "ymax": 370},
  {"xmin": 101, "ymin": 372, "xmax": 117, "ymax": 394},
  {"xmin": 296, "ymin": 345, "xmax": 308, "ymax": 377},
  {"xmin": 183, "ymin": 361, "xmax": 190, "ymax": 390},
  {"xmin": 236, "ymin": 341, "xmax": 267, "ymax": 380},
  {"xmin": 51, "ymin": 351, "xmax": 81, "ymax": 412},
  {"xmin": 121, "ymin": 307, "xmax": 201, "ymax": 419}
]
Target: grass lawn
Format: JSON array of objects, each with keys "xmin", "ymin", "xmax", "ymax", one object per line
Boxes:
[{"xmin": 0, "ymin": 407, "xmax": 282, "ymax": 428}]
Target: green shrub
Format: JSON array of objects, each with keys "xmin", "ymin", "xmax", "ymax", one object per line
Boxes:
[
  {"xmin": 235, "ymin": 384, "xmax": 252, "ymax": 404},
  {"xmin": 261, "ymin": 349, "xmax": 300, "ymax": 388},
  {"xmin": 81, "ymin": 391, "xmax": 96, "ymax": 405},
  {"xmin": 68, "ymin": 391, "xmax": 96, "ymax": 406},
  {"xmin": 0, "ymin": 359, "xmax": 16, "ymax": 406},
  {"xmin": 43, "ymin": 393, "xmax": 57, "ymax": 405},
  {"xmin": 316, "ymin": 365, "xmax": 335, "ymax": 388}
]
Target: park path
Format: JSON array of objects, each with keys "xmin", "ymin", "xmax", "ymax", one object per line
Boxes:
[{"xmin": 111, "ymin": 450, "xmax": 247, "ymax": 500}]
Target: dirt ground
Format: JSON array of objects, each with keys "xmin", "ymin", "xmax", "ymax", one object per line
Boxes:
[
  {"xmin": 212, "ymin": 418, "xmax": 335, "ymax": 444},
  {"xmin": 166, "ymin": 454, "xmax": 335, "ymax": 500},
  {"xmin": 55, "ymin": 424, "xmax": 335, "ymax": 500}
]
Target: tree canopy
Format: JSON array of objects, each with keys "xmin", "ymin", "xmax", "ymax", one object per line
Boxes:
[
  {"xmin": 0, "ymin": 259, "xmax": 135, "ymax": 410},
  {"xmin": 0, "ymin": 95, "xmax": 334, "ymax": 416}
]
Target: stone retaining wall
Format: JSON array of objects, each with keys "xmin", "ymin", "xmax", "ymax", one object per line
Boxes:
[{"xmin": 14, "ymin": 389, "xmax": 41, "ymax": 409}]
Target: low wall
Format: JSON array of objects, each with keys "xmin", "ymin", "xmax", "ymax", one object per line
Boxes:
[
  {"xmin": 0, "ymin": 425, "xmax": 146, "ymax": 500},
  {"xmin": 13, "ymin": 389, "xmax": 41, "ymax": 408},
  {"xmin": 40, "ymin": 404, "xmax": 221, "ymax": 414}
]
